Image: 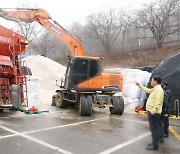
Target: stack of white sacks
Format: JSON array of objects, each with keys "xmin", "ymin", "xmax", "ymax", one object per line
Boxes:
[
  {"xmin": 23, "ymin": 76, "xmax": 41, "ymax": 110},
  {"xmin": 121, "ymin": 69, "xmax": 151, "ymax": 110},
  {"xmin": 22, "ymin": 55, "xmax": 66, "ymax": 110}
]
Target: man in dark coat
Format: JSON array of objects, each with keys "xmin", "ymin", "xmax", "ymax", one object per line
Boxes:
[{"xmin": 161, "ymin": 81, "xmax": 172, "ymax": 137}]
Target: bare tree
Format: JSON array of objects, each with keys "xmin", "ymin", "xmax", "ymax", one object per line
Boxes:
[
  {"xmin": 0, "ymin": 0, "xmax": 42, "ymax": 43},
  {"xmin": 18, "ymin": 22, "xmax": 42, "ymax": 43},
  {"xmin": 86, "ymin": 9, "xmax": 126, "ymax": 53},
  {"xmin": 38, "ymin": 32, "xmax": 54, "ymax": 56},
  {"xmin": 30, "ymin": 29, "xmax": 70, "ymax": 60},
  {"xmin": 17, "ymin": 0, "xmax": 40, "ymax": 42},
  {"xmin": 138, "ymin": 0, "xmax": 180, "ymax": 49},
  {"xmin": 121, "ymin": 16, "xmax": 132, "ymax": 52},
  {"xmin": 174, "ymin": 7, "xmax": 180, "ymax": 42}
]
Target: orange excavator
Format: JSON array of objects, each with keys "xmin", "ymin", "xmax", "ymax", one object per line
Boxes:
[{"xmin": 0, "ymin": 8, "xmax": 124, "ymax": 116}]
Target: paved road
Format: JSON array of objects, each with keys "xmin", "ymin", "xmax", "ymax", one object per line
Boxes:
[{"xmin": 0, "ymin": 106, "xmax": 179, "ymax": 154}]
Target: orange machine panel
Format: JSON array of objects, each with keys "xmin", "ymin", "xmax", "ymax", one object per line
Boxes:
[
  {"xmin": 78, "ymin": 72, "xmax": 123, "ymax": 92},
  {"xmin": 0, "ymin": 26, "xmax": 28, "ymax": 57}
]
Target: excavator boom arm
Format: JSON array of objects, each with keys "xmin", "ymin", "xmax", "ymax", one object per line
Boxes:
[{"xmin": 0, "ymin": 8, "xmax": 84, "ymax": 56}]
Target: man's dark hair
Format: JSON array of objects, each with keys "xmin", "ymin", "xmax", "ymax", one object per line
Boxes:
[
  {"xmin": 152, "ymin": 76, "xmax": 162, "ymax": 84},
  {"xmin": 162, "ymin": 81, "xmax": 168, "ymax": 86}
]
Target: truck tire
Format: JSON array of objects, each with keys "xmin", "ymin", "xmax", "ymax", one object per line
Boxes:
[
  {"xmin": 51, "ymin": 95, "xmax": 56, "ymax": 106},
  {"xmin": 110, "ymin": 96, "xmax": 124, "ymax": 115},
  {"xmin": 79, "ymin": 95, "xmax": 86, "ymax": 116},
  {"xmin": 11, "ymin": 84, "xmax": 20, "ymax": 108},
  {"xmin": 54, "ymin": 92, "xmax": 68, "ymax": 108},
  {"xmin": 11, "ymin": 84, "xmax": 18, "ymax": 92},
  {"xmin": 79, "ymin": 95, "xmax": 92, "ymax": 116},
  {"xmin": 86, "ymin": 95, "xmax": 93, "ymax": 116}
]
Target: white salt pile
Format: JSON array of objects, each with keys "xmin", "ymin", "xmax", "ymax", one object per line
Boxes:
[{"xmin": 24, "ymin": 55, "xmax": 66, "ymax": 104}]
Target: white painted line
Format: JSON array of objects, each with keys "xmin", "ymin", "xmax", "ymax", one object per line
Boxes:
[
  {"xmin": 0, "ymin": 114, "xmax": 34, "ymax": 120},
  {"xmin": 21, "ymin": 134, "xmax": 72, "ymax": 154},
  {"xmin": 23, "ymin": 116, "xmax": 108, "ymax": 135},
  {"xmin": 0, "ymin": 124, "xmax": 72, "ymax": 154},
  {"xmin": 0, "ymin": 116, "xmax": 108, "ymax": 140},
  {"xmin": 0, "ymin": 125, "xmax": 20, "ymax": 135},
  {"xmin": 0, "ymin": 110, "xmax": 62, "ymax": 120},
  {"xmin": 0, "ymin": 117, "xmax": 11, "ymax": 120},
  {"xmin": 112, "ymin": 117, "xmax": 148, "ymax": 125},
  {"xmin": 99, "ymin": 132, "xmax": 151, "ymax": 154},
  {"xmin": 0, "ymin": 116, "xmax": 108, "ymax": 153},
  {"xmin": 0, "ymin": 125, "xmax": 20, "ymax": 139},
  {"xmin": 0, "ymin": 134, "xmax": 17, "ymax": 139}
]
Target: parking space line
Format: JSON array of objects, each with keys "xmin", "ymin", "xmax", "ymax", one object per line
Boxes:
[
  {"xmin": 112, "ymin": 117, "xmax": 148, "ymax": 125},
  {"xmin": 0, "ymin": 124, "xmax": 72, "ymax": 154},
  {"xmin": 0, "ymin": 125, "xmax": 20, "ymax": 135},
  {"xmin": 0, "ymin": 116, "xmax": 108, "ymax": 139},
  {"xmin": 0, "ymin": 116, "xmax": 108, "ymax": 153},
  {"xmin": 0, "ymin": 125, "xmax": 19, "ymax": 139},
  {"xmin": 99, "ymin": 132, "xmax": 151, "ymax": 154},
  {"xmin": 0, "ymin": 117, "xmax": 11, "ymax": 120},
  {"xmin": 169, "ymin": 126, "xmax": 180, "ymax": 141},
  {"xmin": 0, "ymin": 114, "xmax": 37, "ymax": 120},
  {"xmin": 23, "ymin": 116, "xmax": 108, "ymax": 135},
  {"xmin": 0, "ymin": 134, "xmax": 17, "ymax": 139},
  {"xmin": 20, "ymin": 134, "xmax": 72, "ymax": 154},
  {"xmin": 0, "ymin": 110, "xmax": 64, "ymax": 120}
]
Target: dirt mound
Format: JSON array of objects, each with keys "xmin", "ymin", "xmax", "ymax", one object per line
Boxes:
[
  {"xmin": 102, "ymin": 45, "xmax": 180, "ymax": 67},
  {"xmin": 24, "ymin": 55, "xmax": 66, "ymax": 104}
]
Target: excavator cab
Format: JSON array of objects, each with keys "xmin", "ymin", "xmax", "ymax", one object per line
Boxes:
[{"xmin": 64, "ymin": 57, "xmax": 101, "ymax": 91}]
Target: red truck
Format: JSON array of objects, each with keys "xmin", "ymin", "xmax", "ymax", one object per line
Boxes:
[{"xmin": 0, "ymin": 25, "xmax": 29, "ymax": 111}]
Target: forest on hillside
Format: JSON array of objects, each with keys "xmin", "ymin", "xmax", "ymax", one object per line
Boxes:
[{"xmin": 7, "ymin": 0, "xmax": 180, "ymax": 63}]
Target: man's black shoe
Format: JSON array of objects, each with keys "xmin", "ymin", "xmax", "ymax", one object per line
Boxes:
[
  {"xmin": 146, "ymin": 145, "xmax": 159, "ymax": 150},
  {"xmin": 147, "ymin": 143, "xmax": 153, "ymax": 146},
  {"xmin": 164, "ymin": 134, "xmax": 169, "ymax": 137},
  {"xmin": 159, "ymin": 138, "xmax": 164, "ymax": 143}
]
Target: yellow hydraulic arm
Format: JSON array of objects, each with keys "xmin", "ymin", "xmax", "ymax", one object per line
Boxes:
[{"xmin": 0, "ymin": 8, "xmax": 84, "ymax": 57}]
